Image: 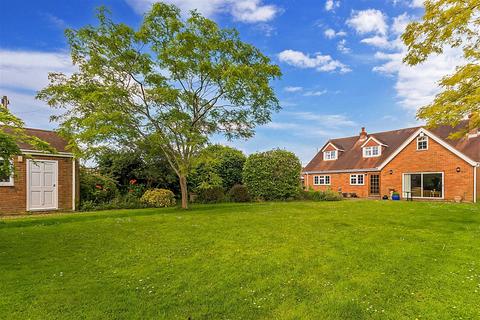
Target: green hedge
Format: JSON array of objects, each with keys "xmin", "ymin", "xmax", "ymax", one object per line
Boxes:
[{"xmin": 243, "ymin": 149, "xmax": 302, "ymax": 200}]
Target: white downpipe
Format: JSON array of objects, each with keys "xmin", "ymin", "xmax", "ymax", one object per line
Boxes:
[
  {"xmin": 72, "ymin": 159, "xmax": 76, "ymax": 211},
  {"xmin": 474, "ymin": 165, "xmax": 477, "ymax": 204}
]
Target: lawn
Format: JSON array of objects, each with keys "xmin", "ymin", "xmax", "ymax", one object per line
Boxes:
[{"xmin": 1, "ymin": 201, "xmax": 479, "ymax": 319}]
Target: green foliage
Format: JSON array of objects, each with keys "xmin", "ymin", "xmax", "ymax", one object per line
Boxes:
[
  {"xmin": 189, "ymin": 145, "xmax": 246, "ymax": 192},
  {"xmin": 95, "ymin": 147, "xmax": 179, "ymax": 193},
  {"xmin": 243, "ymin": 149, "xmax": 302, "ymax": 201},
  {"xmin": 227, "ymin": 184, "xmax": 251, "ymax": 203},
  {"xmin": 1, "ymin": 106, "xmax": 53, "ymax": 177},
  {"xmin": 79, "ymin": 194, "xmax": 148, "ymax": 211},
  {"xmin": 402, "ymin": 0, "xmax": 480, "ymax": 137},
  {"xmin": 36, "ymin": 2, "xmax": 281, "ymax": 208},
  {"xmin": 195, "ymin": 186, "xmax": 225, "ymax": 203},
  {"xmin": 79, "ymin": 168, "xmax": 118, "ymax": 204},
  {"xmin": 303, "ymin": 188, "xmax": 343, "ymax": 201},
  {"xmin": 141, "ymin": 188, "xmax": 176, "ymax": 207}
]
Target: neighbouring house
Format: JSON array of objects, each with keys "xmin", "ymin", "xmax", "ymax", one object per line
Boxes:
[
  {"xmin": 303, "ymin": 122, "xmax": 480, "ymax": 203},
  {"xmin": 1, "ymin": 104, "xmax": 79, "ymax": 215}
]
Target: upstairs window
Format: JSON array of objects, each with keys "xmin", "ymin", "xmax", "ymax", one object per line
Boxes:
[
  {"xmin": 0, "ymin": 159, "xmax": 14, "ymax": 187},
  {"xmin": 314, "ymin": 175, "xmax": 330, "ymax": 185},
  {"xmin": 363, "ymin": 146, "xmax": 380, "ymax": 158},
  {"xmin": 417, "ymin": 135, "xmax": 428, "ymax": 150},
  {"xmin": 323, "ymin": 150, "xmax": 337, "ymax": 161},
  {"xmin": 350, "ymin": 174, "xmax": 364, "ymax": 185}
]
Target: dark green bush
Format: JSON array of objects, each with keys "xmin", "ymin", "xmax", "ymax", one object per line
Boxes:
[
  {"xmin": 243, "ymin": 149, "xmax": 302, "ymax": 201},
  {"xmin": 80, "ymin": 168, "xmax": 118, "ymax": 204},
  {"xmin": 196, "ymin": 186, "xmax": 225, "ymax": 203},
  {"xmin": 79, "ymin": 193, "xmax": 149, "ymax": 211},
  {"xmin": 227, "ymin": 184, "xmax": 250, "ymax": 202}
]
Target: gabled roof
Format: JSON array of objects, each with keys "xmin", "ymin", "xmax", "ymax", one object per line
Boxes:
[
  {"xmin": 304, "ymin": 121, "xmax": 479, "ymax": 173},
  {"xmin": 2, "ymin": 127, "xmax": 71, "ymax": 153},
  {"xmin": 360, "ymin": 136, "xmax": 388, "ymax": 148},
  {"xmin": 321, "ymin": 142, "xmax": 344, "ymax": 152}
]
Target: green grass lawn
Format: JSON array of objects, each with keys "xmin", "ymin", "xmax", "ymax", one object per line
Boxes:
[{"xmin": 1, "ymin": 201, "xmax": 479, "ymax": 319}]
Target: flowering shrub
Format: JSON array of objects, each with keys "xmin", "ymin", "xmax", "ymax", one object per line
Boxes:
[
  {"xmin": 141, "ymin": 188, "xmax": 176, "ymax": 207},
  {"xmin": 80, "ymin": 168, "xmax": 118, "ymax": 204}
]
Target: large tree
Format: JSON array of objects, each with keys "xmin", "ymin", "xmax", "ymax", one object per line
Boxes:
[
  {"xmin": 402, "ymin": 0, "xmax": 479, "ymax": 138},
  {"xmin": 37, "ymin": 3, "xmax": 281, "ymax": 208}
]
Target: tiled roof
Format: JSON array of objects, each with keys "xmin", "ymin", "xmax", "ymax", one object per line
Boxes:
[
  {"xmin": 2, "ymin": 127, "xmax": 71, "ymax": 153},
  {"xmin": 304, "ymin": 121, "xmax": 479, "ymax": 173}
]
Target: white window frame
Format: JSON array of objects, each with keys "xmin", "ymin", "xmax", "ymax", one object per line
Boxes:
[
  {"xmin": 350, "ymin": 174, "xmax": 365, "ymax": 185},
  {"xmin": 363, "ymin": 145, "xmax": 381, "ymax": 158},
  {"xmin": 313, "ymin": 175, "xmax": 331, "ymax": 185},
  {"xmin": 323, "ymin": 150, "xmax": 337, "ymax": 161},
  {"xmin": 0, "ymin": 158, "xmax": 14, "ymax": 187},
  {"xmin": 402, "ymin": 172, "xmax": 444, "ymax": 199},
  {"xmin": 417, "ymin": 135, "xmax": 428, "ymax": 150}
]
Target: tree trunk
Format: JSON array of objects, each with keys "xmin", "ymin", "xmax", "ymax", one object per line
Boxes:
[{"xmin": 179, "ymin": 175, "xmax": 188, "ymax": 209}]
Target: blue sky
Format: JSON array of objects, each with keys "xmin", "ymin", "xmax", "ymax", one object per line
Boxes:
[{"xmin": 0, "ymin": 0, "xmax": 460, "ymax": 164}]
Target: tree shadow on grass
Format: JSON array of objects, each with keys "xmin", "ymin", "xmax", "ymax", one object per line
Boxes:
[{"xmin": 0, "ymin": 202, "xmax": 265, "ymax": 230}]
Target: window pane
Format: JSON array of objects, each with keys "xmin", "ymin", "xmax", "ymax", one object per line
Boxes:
[
  {"xmin": 423, "ymin": 173, "xmax": 442, "ymax": 198},
  {"xmin": 325, "ymin": 176, "xmax": 330, "ymax": 184},
  {"xmin": 358, "ymin": 175, "xmax": 364, "ymax": 184},
  {"xmin": 410, "ymin": 174, "xmax": 422, "ymax": 197},
  {"xmin": 350, "ymin": 176, "xmax": 356, "ymax": 184}
]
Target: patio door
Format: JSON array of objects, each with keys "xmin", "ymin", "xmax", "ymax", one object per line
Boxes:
[
  {"xmin": 369, "ymin": 174, "xmax": 380, "ymax": 195},
  {"xmin": 27, "ymin": 160, "xmax": 58, "ymax": 211},
  {"xmin": 403, "ymin": 172, "xmax": 443, "ymax": 199}
]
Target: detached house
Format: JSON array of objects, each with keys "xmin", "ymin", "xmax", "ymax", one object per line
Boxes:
[
  {"xmin": 303, "ymin": 122, "xmax": 480, "ymax": 202},
  {"xmin": 1, "ymin": 99, "xmax": 79, "ymax": 214}
]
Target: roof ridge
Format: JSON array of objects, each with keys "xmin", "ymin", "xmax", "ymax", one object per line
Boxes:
[
  {"xmin": 24, "ymin": 127, "xmax": 58, "ymax": 133},
  {"xmin": 329, "ymin": 125, "xmax": 422, "ymax": 142}
]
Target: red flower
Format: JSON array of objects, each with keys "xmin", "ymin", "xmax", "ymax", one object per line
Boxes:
[
  {"xmin": 129, "ymin": 179, "xmax": 137, "ymax": 185},
  {"xmin": 95, "ymin": 184, "xmax": 102, "ymax": 190}
]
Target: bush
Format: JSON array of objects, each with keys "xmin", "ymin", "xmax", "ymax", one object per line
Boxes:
[
  {"xmin": 227, "ymin": 184, "xmax": 250, "ymax": 202},
  {"xmin": 80, "ymin": 168, "xmax": 118, "ymax": 204},
  {"xmin": 79, "ymin": 194, "xmax": 148, "ymax": 211},
  {"xmin": 243, "ymin": 149, "xmax": 302, "ymax": 201},
  {"xmin": 196, "ymin": 186, "xmax": 225, "ymax": 203},
  {"xmin": 302, "ymin": 188, "xmax": 343, "ymax": 201},
  {"xmin": 141, "ymin": 188, "xmax": 176, "ymax": 207}
]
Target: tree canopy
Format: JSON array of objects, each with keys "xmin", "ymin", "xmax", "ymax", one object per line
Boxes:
[
  {"xmin": 402, "ymin": 0, "xmax": 480, "ymax": 137},
  {"xmin": 37, "ymin": 3, "xmax": 281, "ymax": 208}
]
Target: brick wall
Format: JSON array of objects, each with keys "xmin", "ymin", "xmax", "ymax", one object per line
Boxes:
[
  {"xmin": 0, "ymin": 155, "xmax": 77, "ymax": 215},
  {"xmin": 380, "ymin": 136, "xmax": 475, "ymax": 202},
  {"xmin": 304, "ymin": 172, "xmax": 371, "ymax": 198}
]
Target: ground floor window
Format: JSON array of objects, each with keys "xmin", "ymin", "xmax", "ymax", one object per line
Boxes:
[
  {"xmin": 403, "ymin": 172, "xmax": 443, "ymax": 198},
  {"xmin": 350, "ymin": 174, "xmax": 364, "ymax": 185},
  {"xmin": 0, "ymin": 159, "xmax": 14, "ymax": 186},
  {"xmin": 314, "ymin": 175, "xmax": 330, "ymax": 185}
]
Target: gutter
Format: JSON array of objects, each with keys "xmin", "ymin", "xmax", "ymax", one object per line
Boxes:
[{"xmin": 303, "ymin": 168, "xmax": 380, "ymax": 174}]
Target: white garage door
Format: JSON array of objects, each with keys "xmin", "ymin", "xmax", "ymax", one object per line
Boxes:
[{"xmin": 28, "ymin": 160, "xmax": 58, "ymax": 211}]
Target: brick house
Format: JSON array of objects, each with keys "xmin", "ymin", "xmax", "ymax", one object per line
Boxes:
[
  {"xmin": 0, "ymin": 128, "xmax": 79, "ymax": 214},
  {"xmin": 303, "ymin": 122, "xmax": 480, "ymax": 202}
]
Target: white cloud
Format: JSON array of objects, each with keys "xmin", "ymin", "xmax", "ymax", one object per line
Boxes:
[
  {"xmin": 303, "ymin": 90, "xmax": 327, "ymax": 96},
  {"xmin": 0, "ymin": 49, "xmax": 75, "ymax": 129},
  {"xmin": 290, "ymin": 112, "xmax": 357, "ymax": 127},
  {"xmin": 0, "ymin": 49, "xmax": 74, "ymax": 91},
  {"xmin": 284, "ymin": 86, "xmax": 303, "ymax": 92},
  {"xmin": 410, "ymin": 0, "xmax": 424, "ymax": 8},
  {"xmin": 337, "ymin": 39, "xmax": 351, "ymax": 53},
  {"xmin": 125, "ymin": 0, "xmax": 280, "ymax": 23},
  {"xmin": 391, "ymin": 12, "xmax": 413, "ymax": 35},
  {"xmin": 325, "ymin": 0, "xmax": 340, "ymax": 11},
  {"xmin": 324, "ymin": 28, "xmax": 347, "ymax": 39},
  {"xmin": 347, "ymin": 9, "xmax": 388, "ymax": 35},
  {"xmin": 360, "ymin": 36, "xmax": 392, "ymax": 49},
  {"xmin": 373, "ymin": 48, "xmax": 463, "ymax": 110},
  {"xmin": 278, "ymin": 49, "xmax": 351, "ymax": 73}
]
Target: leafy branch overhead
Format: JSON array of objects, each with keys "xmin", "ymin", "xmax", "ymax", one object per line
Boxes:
[
  {"xmin": 402, "ymin": 0, "xmax": 480, "ymax": 137},
  {"xmin": 37, "ymin": 3, "xmax": 281, "ymax": 208}
]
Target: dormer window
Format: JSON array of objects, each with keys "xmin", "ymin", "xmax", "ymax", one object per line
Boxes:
[
  {"xmin": 323, "ymin": 150, "xmax": 337, "ymax": 161},
  {"xmin": 417, "ymin": 135, "xmax": 428, "ymax": 150},
  {"xmin": 363, "ymin": 145, "xmax": 381, "ymax": 158}
]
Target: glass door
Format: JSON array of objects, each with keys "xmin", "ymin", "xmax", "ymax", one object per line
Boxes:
[
  {"xmin": 403, "ymin": 173, "xmax": 443, "ymax": 198},
  {"xmin": 370, "ymin": 174, "xmax": 380, "ymax": 195}
]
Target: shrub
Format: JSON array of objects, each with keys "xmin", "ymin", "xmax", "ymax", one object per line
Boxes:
[
  {"xmin": 227, "ymin": 184, "xmax": 250, "ymax": 202},
  {"xmin": 243, "ymin": 149, "xmax": 302, "ymax": 201},
  {"xmin": 302, "ymin": 188, "xmax": 342, "ymax": 202},
  {"xmin": 80, "ymin": 168, "xmax": 118, "ymax": 204},
  {"xmin": 322, "ymin": 189, "xmax": 343, "ymax": 201},
  {"xmin": 141, "ymin": 188, "xmax": 176, "ymax": 207},
  {"xmin": 79, "ymin": 194, "xmax": 148, "ymax": 211},
  {"xmin": 196, "ymin": 186, "xmax": 225, "ymax": 203}
]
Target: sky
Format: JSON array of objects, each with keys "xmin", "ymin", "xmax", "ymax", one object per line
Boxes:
[{"xmin": 0, "ymin": 0, "xmax": 461, "ymax": 164}]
